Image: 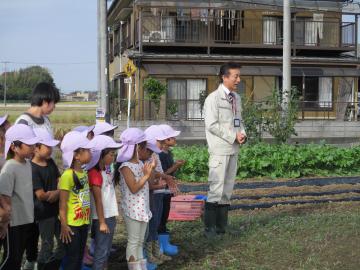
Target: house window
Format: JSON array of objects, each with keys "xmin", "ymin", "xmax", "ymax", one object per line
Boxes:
[
  {"xmin": 278, "ymin": 76, "xmax": 332, "ymax": 110},
  {"xmin": 263, "ymin": 16, "xmax": 282, "ymax": 45},
  {"xmin": 167, "ymin": 79, "xmax": 206, "ymax": 120}
]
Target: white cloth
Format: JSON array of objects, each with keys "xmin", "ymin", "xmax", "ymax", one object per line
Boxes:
[
  {"xmin": 124, "ymin": 215, "xmax": 148, "ymax": 261},
  {"xmin": 91, "ymin": 170, "xmax": 119, "ymax": 219},
  {"xmin": 15, "ymin": 114, "xmax": 53, "ymax": 137},
  {"xmin": 119, "ymin": 161, "xmax": 152, "ymax": 222}
]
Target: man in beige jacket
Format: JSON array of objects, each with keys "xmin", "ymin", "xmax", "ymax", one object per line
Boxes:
[{"xmin": 203, "ymin": 62, "xmax": 246, "ymax": 238}]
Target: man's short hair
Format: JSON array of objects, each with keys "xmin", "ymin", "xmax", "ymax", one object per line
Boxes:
[
  {"xmin": 31, "ymin": 82, "xmax": 60, "ymax": 106},
  {"xmin": 219, "ymin": 62, "xmax": 242, "ymax": 83}
]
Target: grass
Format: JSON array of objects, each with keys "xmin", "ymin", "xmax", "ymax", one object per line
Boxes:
[
  {"xmin": 0, "ymin": 104, "xmax": 96, "ymax": 129},
  {"xmin": 58, "ymin": 101, "xmax": 97, "ymax": 105},
  {"xmin": 108, "ymin": 202, "xmax": 360, "ymax": 270}
]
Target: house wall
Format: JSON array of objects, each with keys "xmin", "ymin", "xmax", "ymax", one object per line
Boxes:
[
  {"xmin": 253, "ymin": 76, "xmax": 275, "ymax": 101},
  {"xmin": 127, "ymin": 69, "xmax": 358, "ymax": 121}
]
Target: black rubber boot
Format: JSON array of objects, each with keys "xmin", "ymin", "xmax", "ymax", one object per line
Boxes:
[
  {"xmin": 37, "ymin": 263, "xmax": 46, "ymax": 270},
  {"xmin": 204, "ymin": 202, "xmax": 218, "ymax": 239},
  {"xmin": 216, "ymin": 204, "xmax": 229, "ymax": 234}
]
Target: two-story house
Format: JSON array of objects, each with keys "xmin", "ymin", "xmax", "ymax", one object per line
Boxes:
[{"xmin": 107, "ymin": 0, "xmax": 360, "ymax": 143}]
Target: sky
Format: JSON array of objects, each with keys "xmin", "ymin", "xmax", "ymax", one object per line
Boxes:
[{"xmin": 0, "ymin": 0, "xmax": 98, "ymax": 93}]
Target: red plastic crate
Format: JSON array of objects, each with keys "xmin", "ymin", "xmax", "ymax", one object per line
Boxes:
[{"xmin": 168, "ymin": 195, "xmax": 205, "ymax": 221}]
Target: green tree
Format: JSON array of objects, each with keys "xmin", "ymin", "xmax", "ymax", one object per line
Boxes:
[{"xmin": 0, "ymin": 65, "xmax": 56, "ymax": 101}]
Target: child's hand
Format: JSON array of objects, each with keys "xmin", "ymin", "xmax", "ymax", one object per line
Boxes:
[
  {"xmin": 150, "ymin": 154, "xmax": 157, "ymax": 169},
  {"xmin": 47, "ymin": 190, "xmax": 60, "ymax": 203},
  {"xmin": 0, "ymin": 223, "xmax": 8, "ymax": 239},
  {"xmin": 168, "ymin": 179, "xmax": 180, "ymax": 196},
  {"xmin": 143, "ymin": 163, "xmax": 153, "ymax": 178},
  {"xmin": 100, "ymin": 222, "xmax": 110, "ymax": 234},
  {"xmin": 176, "ymin": 160, "xmax": 185, "ymax": 166},
  {"xmin": 60, "ymin": 223, "xmax": 74, "ymax": 244}
]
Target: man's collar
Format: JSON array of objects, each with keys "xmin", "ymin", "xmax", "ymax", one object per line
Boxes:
[{"xmin": 221, "ymin": 84, "xmax": 231, "ymax": 95}]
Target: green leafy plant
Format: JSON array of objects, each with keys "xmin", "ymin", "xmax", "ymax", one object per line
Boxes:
[
  {"xmin": 198, "ymin": 89, "xmax": 208, "ymax": 118},
  {"xmin": 143, "ymin": 77, "xmax": 166, "ymax": 117},
  {"xmin": 171, "ymin": 143, "xmax": 360, "ymax": 182},
  {"xmin": 263, "ymin": 87, "xmax": 299, "ymax": 144},
  {"xmin": 241, "ymin": 96, "xmax": 265, "ymax": 144},
  {"xmin": 167, "ymin": 101, "xmax": 178, "ymax": 119}
]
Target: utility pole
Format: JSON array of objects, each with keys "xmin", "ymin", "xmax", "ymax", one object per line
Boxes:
[
  {"xmin": 2, "ymin": 61, "xmax": 8, "ymax": 107},
  {"xmin": 282, "ymin": 0, "xmax": 291, "ymax": 109},
  {"xmin": 97, "ymin": 0, "xmax": 110, "ymax": 122}
]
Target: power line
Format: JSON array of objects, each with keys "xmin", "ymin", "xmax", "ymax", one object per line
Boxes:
[{"xmin": 0, "ymin": 61, "xmax": 96, "ymax": 66}]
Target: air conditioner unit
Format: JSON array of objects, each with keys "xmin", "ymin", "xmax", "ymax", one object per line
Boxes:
[{"xmin": 149, "ymin": 31, "xmax": 165, "ymax": 42}]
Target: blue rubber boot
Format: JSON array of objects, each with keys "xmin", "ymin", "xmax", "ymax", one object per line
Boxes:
[
  {"xmin": 147, "ymin": 261, "xmax": 157, "ymax": 270},
  {"xmin": 158, "ymin": 233, "xmax": 178, "ymax": 256}
]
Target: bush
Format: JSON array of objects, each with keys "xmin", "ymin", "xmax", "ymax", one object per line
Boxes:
[{"xmin": 172, "ymin": 143, "xmax": 360, "ymax": 182}]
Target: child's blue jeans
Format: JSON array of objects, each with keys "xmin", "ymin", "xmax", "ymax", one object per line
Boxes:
[{"xmin": 92, "ymin": 217, "xmax": 116, "ymax": 270}]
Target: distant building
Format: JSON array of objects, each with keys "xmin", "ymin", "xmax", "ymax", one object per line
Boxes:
[{"xmin": 62, "ymin": 91, "xmax": 97, "ymax": 102}]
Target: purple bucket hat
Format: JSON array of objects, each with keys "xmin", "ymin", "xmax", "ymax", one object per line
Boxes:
[
  {"xmin": 60, "ymin": 131, "xmax": 95, "ymax": 168},
  {"xmin": 158, "ymin": 124, "xmax": 181, "ymax": 140},
  {"xmin": 4, "ymin": 124, "xmax": 40, "ymax": 158},
  {"xmin": 93, "ymin": 122, "xmax": 118, "ymax": 136},
  {"xmin": 86, "ymin": 135, "xmax": 122, "ymax": 170},
  {"xmin": 144, "ymin": 125, "xmax": 162, "ymax": 154},
  {"xmin": 73, "ymin": 125, "xmax": 95, "ymax": 133},
  {"xmin": 0, "ymin": 114, "xmax": 8, "ymax": 126},
  {"xmin": 33, "ymin": 128, "xmax": 60, "ymax": 147},
  {"xmin": 116, "ymin": 128, "xmax": 146, "ymax": 163}
]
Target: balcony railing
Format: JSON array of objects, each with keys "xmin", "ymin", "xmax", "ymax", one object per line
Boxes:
[{"xmin": 140, "ymin": 15, "xmax": 356, "ymax": 49}]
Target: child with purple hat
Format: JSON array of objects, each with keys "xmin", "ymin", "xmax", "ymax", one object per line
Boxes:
[
  {"xmin": 144, "ymin": 125, "xmax": 174, "ymax": 265},
  {"xmin": 0, "ymin": 124, "xmax": 40, "ymax": 270},
  {"xmin": 86, "ymin": 135, "xmax": 121, "ymax": 270},
  {"xmin": 58, "ymin": 131, "xmax": 94, "ymax": 270},
  {"xmin": 88, "ymin": 122, "xmax": 117, "ymax": 258},
  {"xmin": 0, "ymin": 114, "xmax": 11, "ymax": 170},
  {"xmin": 116, "ymin": 128, "xmax": 156, "ymax": 270},
  {"xmin": 145, "ymin": 125, "xmax": 178, "ymax": 258},
  {"xmin": 31, "ymin": 128, "xmax": 64, "ymax": 270},
  {"xmin": 157, "ymin": 124, "xmax": 184, "ymax": 256}
]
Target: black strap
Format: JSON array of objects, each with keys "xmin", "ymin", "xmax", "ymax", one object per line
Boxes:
[{"xmin": 72, "ymin": 170, "xmax": 84, "ymax": 191}]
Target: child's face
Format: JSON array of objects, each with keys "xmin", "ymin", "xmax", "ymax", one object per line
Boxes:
[
  {"xmin": 12, "ymin": 143, "xmax": 35, "ymax": 159},
  {"xmin": 103, "ymin": 150, "xmax": 116, "ymax": 166},
  {"xmin": 165, "ymin": 137, "xmax": 176, "ymax": 147},
  {"xmin": 34, "ymin": 144, "xmax": 52, "ymax": 159},
  {"xmin": 74, "ymin": 148, "xmax": 92, "ymax": 165},
  {"xmin": 87, "ymin": 131, "xmax": 94, "ymax": 140},
  {"xmin": 137, "ymin": 146, "xmax": 152, "ymax": 161},
  {"xmin": 42, "ymin": 101, "xmax": 56, "ymax": 115},
  {"xmin": 1, "ymin": 121, "xmax": 11, "ymax": 131}
]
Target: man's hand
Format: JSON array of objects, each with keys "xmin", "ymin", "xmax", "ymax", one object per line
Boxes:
[{"xmin": 236, "ymin": 132, "xmax": 246, "ymax": 144}]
